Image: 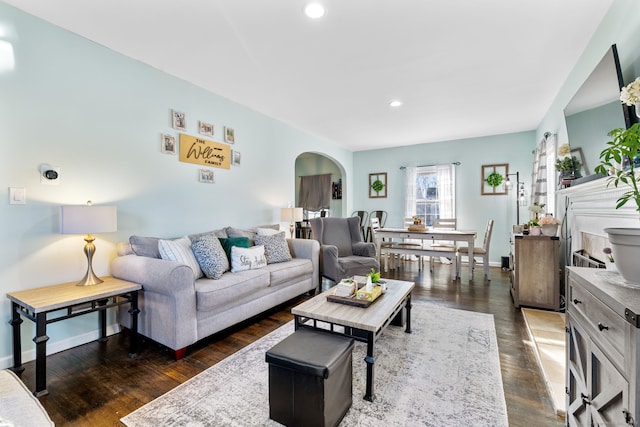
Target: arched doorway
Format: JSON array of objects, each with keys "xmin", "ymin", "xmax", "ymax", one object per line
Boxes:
[{"xmin": 295, "ymin": 152, "xmax": 345, "ymax": 218}]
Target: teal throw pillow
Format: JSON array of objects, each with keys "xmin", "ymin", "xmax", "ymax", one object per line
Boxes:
[{"xmin": 219, "ymin": 237, "xmax": 251, "ymax": 263}]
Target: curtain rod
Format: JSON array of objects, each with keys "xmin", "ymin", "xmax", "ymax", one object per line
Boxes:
[
  {"xmin": 298, "ymin": 173, "xmax": 336, "ymax": 177},
  {"xmin": 399, "ymin": 161, "xmax": 461, "ymax": 170}
]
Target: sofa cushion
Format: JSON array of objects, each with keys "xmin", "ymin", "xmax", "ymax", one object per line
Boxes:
[
  {"xmin": 130, "ymin": 235, "xmax": 161, "ymax": 258},
  {"xmin": 256, "ymin": 227, "xmax": 280, "ymax": 236},
  {"xmin": 254, "ymin": 231, "xmax": 292, "ymax": 264},
  {"xmin": 219, "ymin": 237, "xmax": 251, "ymax": 262},
  {"xmin": 195, "ymin": 269, "xmax": 270, "ymax": 312},
  {"xmin": 264, "ymin": 258, "xmax": 314, "ymax": 287},
  {"xmin": 158, "ymin": 237, "xmax": 203, "ymax": 280},
  {"xmin": 226, "ymin": 224, "xmax": 280, "ymax": 244},
  {"xmin": 189, "ymin": 228, "xmax": 228, "ymax": 241},
  {"xmin": 191, "ymin": 235, "xmax": 229, "ymax": 280},
  {"xmin": 230, "ymin": 245, "xmax": 267, "ymax": 272}
]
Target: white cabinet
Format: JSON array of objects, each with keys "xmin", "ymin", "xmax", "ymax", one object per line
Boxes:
[{"xmin": 566, "ymin": 267, "xmax": 640, "ymax": 426}]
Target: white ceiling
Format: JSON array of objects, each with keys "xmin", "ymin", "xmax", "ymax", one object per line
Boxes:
[{"xmin": 3, "ymin": 0, "xmax": 614, "ymax": 151}]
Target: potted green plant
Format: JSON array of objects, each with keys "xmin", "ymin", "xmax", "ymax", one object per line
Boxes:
[
  {"xmin": 555, "ymin": 156, "xmax": 582, "ymax": 179},
  {"xmin": 594, "ymin": 123, "xmax": 640, "ymax": 211},
  {"xmin": 594, "ymin": 122, "xmax": 640, "ymax": 284}
]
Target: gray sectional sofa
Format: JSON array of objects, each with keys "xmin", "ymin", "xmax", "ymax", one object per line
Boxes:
[{"xmin": 111, "ymin": 226, "xmax": 319, "ymax": 359}]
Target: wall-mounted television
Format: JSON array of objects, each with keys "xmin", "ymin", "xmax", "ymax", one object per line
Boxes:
[{"xmin": 563, "ymin": 44, "xmax": 635, "ymax": 180}]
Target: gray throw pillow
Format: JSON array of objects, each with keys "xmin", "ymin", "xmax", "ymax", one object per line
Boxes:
[
  {"xmin": 191, "ymin": 235, "xmax": 229, "ymax": 280},
  {"xmin": 129, "ymin": 235, "xmax": 161, "ymax": 258},
  {"xmin": 254, "ymin": 231, "xmax": 292, "ymax": 264}
]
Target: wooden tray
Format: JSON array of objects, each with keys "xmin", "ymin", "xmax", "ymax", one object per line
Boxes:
[{"xmin": 326, "ymin": 293, "xmax": 381, "ymax": 308}]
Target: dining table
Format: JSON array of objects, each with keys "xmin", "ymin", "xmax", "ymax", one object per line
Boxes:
[{"xmin": 373, "ymin": 227, "xmax": 477, "ymax": 279}]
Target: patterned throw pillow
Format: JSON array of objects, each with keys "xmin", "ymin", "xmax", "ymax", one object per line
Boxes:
[
  {"xmin": 230, "ymin": 245, "xmax": 267, "ymax": 273},
  {"xmin": 254, "ymin": 231, "xmax": 292, "ymax": 264},
  {"xmin": 158, "ymin": 237, "xmax": 203, "ymax": 280},
  {"xmin": 191, "ymin": 235, "xmax": 229, "ymax": 280}
]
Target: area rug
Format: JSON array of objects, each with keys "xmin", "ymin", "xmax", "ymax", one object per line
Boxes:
[{"xmin": 121, "ymin": 303, "xmax": 508, "ymax": 426}]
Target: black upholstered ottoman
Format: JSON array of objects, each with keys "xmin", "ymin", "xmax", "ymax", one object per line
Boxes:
[{"xmin": 265, "ymin": 329, "xmax": 355, "ymax": 427}]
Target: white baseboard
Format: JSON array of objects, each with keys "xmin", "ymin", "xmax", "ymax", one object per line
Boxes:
[{"xmin": 0, "ymin": 323, "xmax": 122, "ymax": 370}]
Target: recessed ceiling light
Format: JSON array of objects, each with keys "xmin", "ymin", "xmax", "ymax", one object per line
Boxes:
[
  {"xmin": 389, "ymin": 100, "xmax": 403, "ymax": 108},
  {"xmin": 305, "ymin": 3, "xmax": 325, "ymax": 19}
]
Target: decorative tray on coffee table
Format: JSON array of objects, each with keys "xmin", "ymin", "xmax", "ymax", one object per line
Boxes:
[{"xmin": 326, "ymin": 280, "xmax": 385, "ymax": 308}]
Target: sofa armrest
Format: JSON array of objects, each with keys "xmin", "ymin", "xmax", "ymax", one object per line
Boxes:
[
  {"xmin": 111, "ymin": 255, "xmax": 196, "ymax": 297},
  {"xmin": 352, "ymin": 242, "xmax": 377, "ymax": 257},
  {"xmin": 288, "ymin": 238, "xmax": 321, "ymax": 291},
  {"xmin": 110, "ymin": 254, "xmax": 198, "ymax": 351}
]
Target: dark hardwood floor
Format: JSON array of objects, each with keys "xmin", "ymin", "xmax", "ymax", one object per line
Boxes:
[{"xmin": 16, "ymin": 263, "xmax": 565, "ymax": 426}]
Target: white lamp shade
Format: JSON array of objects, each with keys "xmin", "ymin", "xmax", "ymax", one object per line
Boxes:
[
  {"xmin": 60, "ymin": 205, "xmax": 117, "ymax": 234},
  {"xmin": 281, "ymin": 207, "xmax": 304, "ymax": 222}
]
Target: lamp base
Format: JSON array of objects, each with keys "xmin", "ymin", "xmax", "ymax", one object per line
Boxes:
[{"xmin": 76, "ymin": 235, "xmax": 104, "ymax": 286}]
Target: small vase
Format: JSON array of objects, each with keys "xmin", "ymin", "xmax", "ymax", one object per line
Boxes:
[
  {"xmin": 635, "ymin": 101, "xmax": 640, "ymax": 119},
  {"xmin": 529, "ymin": 227, "xmax": 541, "ymax": 236},
  {"xmin": 604, "ymin": 260, "xmax": 618, "ymax": 273}
]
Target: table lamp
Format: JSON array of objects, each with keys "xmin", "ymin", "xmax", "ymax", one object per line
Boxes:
[
  {"xmin": 280, "ymin": 207, "xmax": 304, "ymax": 238},
  {"xmin": 60, "ymin": 202, "xmax": 117, "ymax": 286}
]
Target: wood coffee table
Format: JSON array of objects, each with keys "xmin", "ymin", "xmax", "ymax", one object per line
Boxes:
[{"xmin": 292, "ymin": 278, "xmax": 414, "ymax": 401}]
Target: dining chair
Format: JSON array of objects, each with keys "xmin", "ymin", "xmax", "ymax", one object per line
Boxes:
[
  {"xmin": 367, "ymin": 210, "xmax": 388, "ymax": 241},
  {"xmin": 429, "ymin": 218, "xmax": 458, "ymax": 272},
  {"xmin": 456, "ymin": 219, "xmax": 494, "ymax": 280},
  {"xmin": 351, "ymin": 211, "xmax": 369, "ymax": 241},
  {"xmin": 370, "ymin": 217, "xmax": 400, "ymax": 271}
]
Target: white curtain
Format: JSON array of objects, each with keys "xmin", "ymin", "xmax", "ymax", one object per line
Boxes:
[
  {"xmin": 404, "ymin": 166, "xmax": 417, "ymax": 218},
  {"xmin": 436, "ymin": 164, "xmax": 455, "ymax": 218}
]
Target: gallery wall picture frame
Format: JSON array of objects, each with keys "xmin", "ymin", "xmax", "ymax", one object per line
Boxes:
[
  {"xmin": 161, "ymin": 133, "xmax": 176, "ymax": 154},
  {"xmin": 198, "ymin": 169, "xmax": 215, "ymax": 183},
  {"xmin": 224, "ymin": 126, "xmax": 235, "ymax": 143},
  {"xmin": 171, "ymin": 109, "xmax": 186, "ymax": 131},
  {"xmin": 231, "ymin": 150, "xmax": 241, "ymax": 166},
  {"xmin": 481, "ymin": 163, "xmax": 508, "ymax": 195},
  {"xmin": 369, "ymin": 172, "xmax": 387, "ymax": 198},
  {"xmin": 198, "ymin": 121, "xmax": 214, "ymax": 137}
]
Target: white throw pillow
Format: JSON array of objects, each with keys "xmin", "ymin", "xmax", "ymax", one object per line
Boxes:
[
  {"xmin": 230, "ymin": 245, "xmax": 267, "ymax": 272},
  {"xmin": 256, "ymin": 227, "xmax": 281, "ymax": 236},
  {"xmin": 158, "ymin": 237, "xmax": 203, "ymax": 280}
]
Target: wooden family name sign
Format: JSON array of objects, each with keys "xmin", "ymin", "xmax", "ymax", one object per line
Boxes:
[{"xmin": 179, "ymin": 133, "xmax": 231, "ymax": 169}]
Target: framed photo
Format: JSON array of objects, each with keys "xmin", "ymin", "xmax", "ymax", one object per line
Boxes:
[
  {"xmin": 161, "ymin": 133, "xmax": 176, "ymax": 154},
  {"xmin": 481, "ymin": 164, "xmax": 508, "ymax": 195},
  {"xmin": 198, "ymin": 121, "xmax": 214, "ymax": 136},
  {"xmin": 171, "ymin": 109, "xmax": 186, "ymax": 131},
  {"xmin": 224, "ymin": 126, "xmax": 235, "ymax": 144},
  {"xmin": 571, "ymin": 147, "xmax": 589, "ymax": 176},
  {"xmin": 231, "ymin": 149, "xmax": 241, "ymax": 166},
  {"xmin": 198, "ymin": 169, "xmax": 215, "ymax": 183},
  {"xmin": 369, "ymin": 172, "xmax": 387, "ymax": 198}
]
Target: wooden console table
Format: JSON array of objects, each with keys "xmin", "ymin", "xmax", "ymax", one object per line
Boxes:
[{"xmin": 6, "ymin": 277, "xmax": 141, "ymax": 396}]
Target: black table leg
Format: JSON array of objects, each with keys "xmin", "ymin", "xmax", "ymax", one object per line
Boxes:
[
  {"xmin": 364, "ymin": 330, "xmax": 375, "ymax": 401},
  {"xmin": 33, "ymin": 312, "xmax": 49, "ymax": 396},
  {"xmin": 98, "ymin": 299, "xmax": 108, "ymax": 342},
  {"xmin": 405, "ymin": 293, "xmax": 412, "ymax": 334},
  {"xmin": 128, "ymin": 291, "xmax": 140, "ymax": 358},
  {"xmin": 9, "ymin": 302, "xmax": 24, "ymax": 374}
]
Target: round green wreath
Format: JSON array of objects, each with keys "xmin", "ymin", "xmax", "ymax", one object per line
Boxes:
[
  {"xmin": 486, "ymin": 172, "xmax": 504, "ymax": 187},
  {"xmin": 371, "ymin": 179, "xmax": 385, "ymax": 193}
]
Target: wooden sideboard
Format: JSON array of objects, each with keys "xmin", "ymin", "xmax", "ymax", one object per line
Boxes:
[
  {"xmin": 510, "ymin": 234, "xmax": 560, "ymax": 310},
  {"xmin": 565, "ymin": 267, "xmax": 640, "ymax": 426}
]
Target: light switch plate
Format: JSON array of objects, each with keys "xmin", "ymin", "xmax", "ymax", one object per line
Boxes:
[{"xmin": 9, "ymin": 187, "xmax": 26, "ymax": 204}]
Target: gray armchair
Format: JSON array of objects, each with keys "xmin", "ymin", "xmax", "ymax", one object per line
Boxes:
[{"xmin": 310, "ymin": 217, "xmax": 380, "ymax": 282}]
